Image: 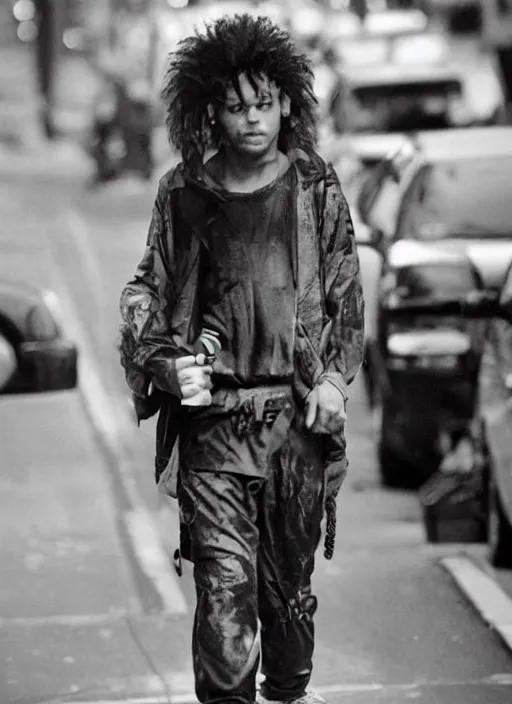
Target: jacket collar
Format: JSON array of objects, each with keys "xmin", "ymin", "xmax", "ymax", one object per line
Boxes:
[{"xmin": 166, "ymin": 146, "xmax": 329, "ymax": 200}]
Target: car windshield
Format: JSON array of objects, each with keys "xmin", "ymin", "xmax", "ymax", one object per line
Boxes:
[
  {"xmin": 346, "ymin": 79, "xmax": 461, "ymax": 133},
  {"xmin": 400, "ymin": 156, "xmax": 512, "ymax": 240}
]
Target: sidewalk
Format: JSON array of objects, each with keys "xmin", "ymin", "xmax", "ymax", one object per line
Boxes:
[
  {"xmin": 0, "ymin": 180, "xmax": 188, "ymax": 704},
  {"xmin": 0, "ymin": 100, "xmax": 193, "ymax": 704},
  {"xmin": 0, "ymin": 392, "xmax": 168, "ymax": 702}
]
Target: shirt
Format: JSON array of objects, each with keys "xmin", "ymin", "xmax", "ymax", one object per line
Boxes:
[{"xmin": 200, "ymin": 165, "xmax": 297, "ymax": 387}]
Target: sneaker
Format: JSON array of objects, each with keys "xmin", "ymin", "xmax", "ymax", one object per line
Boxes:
[{"xmin": 257, "ymin": 690, "xmax": 328, "ymax": 704}]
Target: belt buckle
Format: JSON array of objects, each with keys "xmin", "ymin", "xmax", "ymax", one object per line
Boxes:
[
  {"xmin": 231, "ymin": 399, "xmax": 255, "ymax": 439},
  {"xmin": 262, "ymin": 406, "xmax": 280, "ymax": 428},
  {"xmin": 262, "ymin": 396, "xmax": 287, "ymax": 429}
]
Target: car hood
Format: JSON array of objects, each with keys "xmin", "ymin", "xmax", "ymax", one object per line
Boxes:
[{"xmin": 389, "ymin": 239, "xmax": 512, "ymax": 290}]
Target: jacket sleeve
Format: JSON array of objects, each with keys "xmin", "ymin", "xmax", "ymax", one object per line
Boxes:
[
  {"xmin": 119, "ymin": 175, "xmax": 190, "ymax": 399},
  {"xmin": 318, "ymin": 170, "xmax": 365, "ymax": 401}
]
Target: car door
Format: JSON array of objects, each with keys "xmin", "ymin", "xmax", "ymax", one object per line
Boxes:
[
  {"xmin": 357, "ymin": 148, "xmax": 419, "ymax": 403},
  {"xmin": 480, "ymin": 318, "xmax": 512, "ymax": 526}
]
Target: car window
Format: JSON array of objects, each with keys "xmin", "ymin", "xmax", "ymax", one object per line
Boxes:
[
  {"xmin": 357, "ymin": 159, "xmax": 391, "ymax": 220},
  {"xmin": 337, "ymin": 78, "xmax": 462, "ymax": 134},
  {"xmin": 368, "ymin": 175, "xmax": 402, "ymax": 237},
  {"xmin": 358, "ymin": 244, "xmax": 383, "ymax": 341},
  {"xmin": 397, "ymin": 156, "xmax": 512, "ymax": 239},
  {"xmin": 489, "ymin": 320, "xmax": 512, "ymax": 382},
  {"xmin": 362, "ymin": 146, "xmax": 416, "ymax": 237}
]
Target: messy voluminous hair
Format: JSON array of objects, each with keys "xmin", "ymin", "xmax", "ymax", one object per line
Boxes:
[{"xmin": 161, "ymin": 13, "xmax": 318, "ymax": 169}]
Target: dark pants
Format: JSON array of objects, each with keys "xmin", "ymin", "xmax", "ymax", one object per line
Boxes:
[{"xmin": 178, "ymin": 416, "xmax": 326, "ymax": 704}]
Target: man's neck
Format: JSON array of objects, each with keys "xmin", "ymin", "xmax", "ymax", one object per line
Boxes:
[{"xmin": 217, "ymin": 147, "xmax": 286, "ymax": 193}]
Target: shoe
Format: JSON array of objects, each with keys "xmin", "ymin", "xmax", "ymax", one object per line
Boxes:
[{"xmin": 257, "ymin": 690, "xmax": 328, "ymax": 704}]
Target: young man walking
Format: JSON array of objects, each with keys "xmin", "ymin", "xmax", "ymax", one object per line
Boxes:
[{"xmin": 119, "ymin": 14, "xmax": 364, "ymax": 704}]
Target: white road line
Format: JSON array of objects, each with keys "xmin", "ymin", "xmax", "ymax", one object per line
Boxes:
[
  {"xmin": 44, "ymin": 210, "xmax": 187, "ymax": 617},
  {"xmin": 441, "ymin": 554, "xmax": 512, "ymax": 652}
]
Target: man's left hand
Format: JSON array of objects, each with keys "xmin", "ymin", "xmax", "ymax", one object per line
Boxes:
[{"xmin": 304, "ymin": 380, "xmax": 347, "ymax": 434}]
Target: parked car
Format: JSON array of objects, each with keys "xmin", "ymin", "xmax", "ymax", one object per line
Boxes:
[
  {"xmin": 381, "ymin": 255, "xmax": 512, "ymax": 567},
  {"xmin": 0, "ymin": 279, "xmax": 78, "ymax": 394},
  {"xmin": 329, "ymin": 63, "xmax": 466, "ymax": 162},
  {"xmin": 356, "ymin": 127, "xmax": 512, "ymax": 487},
  {"xmin": 319, "ymin": 5, "xmax": 504, "ymax": 170}
]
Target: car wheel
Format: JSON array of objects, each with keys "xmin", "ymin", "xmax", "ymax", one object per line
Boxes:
[
  {"xmin": 488, "ymin": 480, "xmax": 512, "ymax": 569},
  {"xmin": 376, "ymin": 398, "xmax": 413, "ymax": 489},
  {"xmin": 370, "ymin": 378, "xmax": 400, "ymax": 488},
  {"xmin": 378, "ymin": 444, "xmax": 410, "ymax": 489}
]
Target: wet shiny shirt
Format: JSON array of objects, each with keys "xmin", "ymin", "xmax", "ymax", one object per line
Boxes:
[{"xmin": 201, "ymin": 166, "xmax": 297, "ymax": 387}]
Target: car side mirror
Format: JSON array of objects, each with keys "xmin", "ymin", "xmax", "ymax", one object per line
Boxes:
[
  {"xmin": 0, "ymin": 338, "xmax": 78, "ymax": 395},
  {"xmin": 0, "ymin": 284, "xmax": 79, "ymax": 395}
]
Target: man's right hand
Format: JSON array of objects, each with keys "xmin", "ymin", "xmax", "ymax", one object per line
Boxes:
[{"xmin": 175, "ymin": 355, "xmax": 213, "ymax": 401}]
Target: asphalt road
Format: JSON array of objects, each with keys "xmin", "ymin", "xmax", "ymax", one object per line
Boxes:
[{"xmin": 2, "ymin": 148, "xmax": 509, "ymax": 703}]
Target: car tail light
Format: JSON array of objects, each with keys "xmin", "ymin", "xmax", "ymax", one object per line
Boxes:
[{"xmin": 414, "ymin": 354, "xmax": 459, "ymax": 369}]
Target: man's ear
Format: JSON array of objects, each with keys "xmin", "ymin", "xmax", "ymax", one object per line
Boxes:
[
  {"xmin": 280, "ymin": 93, "xmax": 291, "ymax": 118},
  {"xmin": 207, "ymin": 104, "xmax": 216, "ymax": 124}
]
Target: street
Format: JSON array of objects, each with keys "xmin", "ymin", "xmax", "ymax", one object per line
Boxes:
[
  {"xmin": 1, "ymin": 17, "xmax": 512, "ymax": 704},
  {"xmin": 1, "ymin": 146, "xmax": 512, "ymax": 704}
]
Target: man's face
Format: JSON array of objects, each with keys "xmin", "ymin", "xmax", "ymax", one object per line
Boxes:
[{"xmin": 216, "ymin": 74, "xmax": 283, "ymax": 157}]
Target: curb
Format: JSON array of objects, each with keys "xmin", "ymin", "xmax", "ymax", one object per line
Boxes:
[
  {"xmin": 441, "ymin": 554, "xmax": 512, "ymax": 654},
  {"xmin": 36, "ymin": 191, "xmax": 188, "ymax": 617},
  {"xmin": 56, "ymin": 265, "xmax": 188, "ymax": 616}
]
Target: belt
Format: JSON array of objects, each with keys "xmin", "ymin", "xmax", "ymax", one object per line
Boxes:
[
  {"xmin": 209, "ymin": 384, "xmax": 292, "ymax": 439},
  {"xmin": 230, "ymin": 393, "xmax": 292, "ymax": 439},
  {"xmin": 185, "ymin": 384, "xmax": 294, "ymax": 438}
]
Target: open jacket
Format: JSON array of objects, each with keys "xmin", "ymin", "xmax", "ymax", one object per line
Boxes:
[{"xmin": 119, "ymin": 148, "xmax": 365, "ymax": 483}]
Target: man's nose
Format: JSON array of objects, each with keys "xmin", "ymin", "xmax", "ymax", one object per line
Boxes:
[{"xmin": 246, "ymin": 105, "xmax": 259, "ymax": 123}]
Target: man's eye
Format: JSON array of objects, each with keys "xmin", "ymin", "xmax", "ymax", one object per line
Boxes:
[
  {"xmin": 258, "ymin": 102, "xmax": 272, "ymax": 110},
  {"xmin": 228, "ymin": 105, "xmax": 243, "ymax": 114}
]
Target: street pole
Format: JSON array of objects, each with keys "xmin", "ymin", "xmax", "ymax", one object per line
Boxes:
[
  {"xmin": 482, "ymin": 0, "xmax": 512, "ymax": 122},
  {"xmin": 33, "ymin": 0, "xmax": 63, "ymax": 138}
]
